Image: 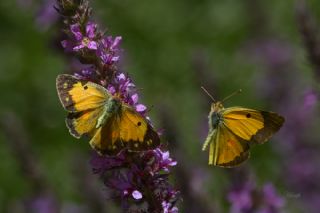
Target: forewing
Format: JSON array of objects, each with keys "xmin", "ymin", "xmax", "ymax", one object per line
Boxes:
[
  {"xmin": 222, "ymin": 107, "xmax": 284, "ymax": 144},
  {"xmin": 211, "ymin": 124, "xmax": 250, "ymax": 167},
  {"xmin": 250, "ymin": 111, "xmax": 284, "ymax": 144},
  {"xmin": 56, "ymin": 74, "xmax": 109, "ymax": 112}
]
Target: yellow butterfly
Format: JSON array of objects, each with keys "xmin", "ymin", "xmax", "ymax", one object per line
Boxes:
[
  {"xmin": 201, "ymin": 88, "xmax": 284, "ymax": 168},
  {"xmin": 56, "ymin": 74, "xmax": 160, "ymax": 155}
]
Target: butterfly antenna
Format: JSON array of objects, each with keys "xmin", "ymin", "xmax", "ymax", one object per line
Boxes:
[
  {"xmin": 222, "ymin": 89, "xmax": 242, "ymax": 103},
  {"xmin": 201, "ymin": 86, "xmax": 216, "ymax": 102}
]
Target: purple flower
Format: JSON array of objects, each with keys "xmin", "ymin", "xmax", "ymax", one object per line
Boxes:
[
  {"xmin": 263, "ymin": 183, "xmax": 285, "ymax": 209},
  {"xmin": 149, "ymin": 148, "xmax": 177, "ymax": 173},
  {"xmin": 97, "ymin": 36, "xmax": 122, "ymax": 65},
  {"xmin": 61, "ymin": 22, "xmax": 98, "ymax": 51},
  {"xmin": 90, "ymin": 148, "xmax": 179, "ymax": 212}
]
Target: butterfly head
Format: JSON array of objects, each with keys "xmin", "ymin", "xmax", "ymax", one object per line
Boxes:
[
  {"xmin": 211, "ymin": 101, "xmax": 224, "ymax": 113},
  {"xmin": 201, "ymin": 87, "xmax": 242, "ymax": 113}
]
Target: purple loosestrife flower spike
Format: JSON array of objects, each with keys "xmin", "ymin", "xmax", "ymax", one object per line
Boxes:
[{"xmin": 56, "ymin": 0, "xmax": 179, "ymax": 211}]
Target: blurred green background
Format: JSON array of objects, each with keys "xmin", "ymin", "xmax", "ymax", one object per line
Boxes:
[{"xmin": 1, "ymin": 0, "xmax": 320, "ymax": 212}]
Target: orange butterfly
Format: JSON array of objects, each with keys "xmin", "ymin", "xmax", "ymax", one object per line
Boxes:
[
  {"xmin": 56, "ymin": 74, "xmax": 160, "ymax": 155},
  {"xmin": 202, "ymin": 88, "xmax": 284, "ymax": 167}
]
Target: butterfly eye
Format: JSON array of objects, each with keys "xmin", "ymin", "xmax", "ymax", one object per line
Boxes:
[{"xmin": 246, "ymin": 113, "xmax": 251, "ymax": 118}]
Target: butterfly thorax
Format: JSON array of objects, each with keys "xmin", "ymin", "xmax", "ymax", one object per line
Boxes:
[
  {"xmin": 96, "ymin": 97, "xmax": 122, "ymax": 128},
  {"xmin": 209, "ymin": 102, "xmax": 225, "ymax": 130}
]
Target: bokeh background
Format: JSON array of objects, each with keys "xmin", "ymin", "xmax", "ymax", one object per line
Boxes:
[{"xmin": 1, "ymin": 0, "xmax": 320, "ymax": 212}]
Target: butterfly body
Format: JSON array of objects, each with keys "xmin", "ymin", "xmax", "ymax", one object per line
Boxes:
[
  {"xmin": 208, "ymin": 102, "xmax": 224, "ymax": 130},
  {"xmin": 203, "ymin": 101, "xmax": 284, "ymax": 168},
  {"xmin": 56, "ymin": 74, "xmax": 160, "ymax": 155},
  {"xmin": 95, "ymin": 97, "xmax": 121, "ymax": 129}
]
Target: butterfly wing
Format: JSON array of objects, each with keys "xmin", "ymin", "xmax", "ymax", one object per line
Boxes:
[
  {"xmin": 222, "ymin": 107, "xmax": 284, "ymax": 144},
  {"xmin": 56, "ymin": 74, "xmax": 110, "ymax": 138},
  {"xmin": 56, "ymin": 74, "xmax": 110, "ymax": 112},
  {"xmin": 204, "ymin": 124, "xmax": 250, "ymax": 167},
  {"xmin": 89, "ymin": 115, "xmax": 121, "ymax": 154},
  {"xmin": 89, "ymin": 104, "xmax": 160, "ymax": 155},
  {"xmin": 65, "ymin": 110, "xmax": 103, "ymax": 138}
]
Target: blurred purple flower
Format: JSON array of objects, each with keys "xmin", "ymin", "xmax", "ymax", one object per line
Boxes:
[
  {"xmin": 27, "ymin": 196, "xmax": 59, "ymax": 213},
  {"xmin": 249, "ymin": 37, "xmax": 320, "ymax": 212},
  {"xmin": 36, "ymin": 0, "xmax": 59, "ymax": 31},
  {"xmin": 251, "ymin": 40, "xmax": 292, "ymax": 68},
  {"xmin": 303, "ymin": 89, "xmax": 317, "ymax": 109},
  {"xmin": 262, "ymin": 183, "xmax": 285, "ymax": 209},
  {"xmin": 228, "ymin": 181, "xmax": 285, "ymax": 213},
  {"xmin": 228, "ymin": 181, "xmax": 254, "ymax": 213}
]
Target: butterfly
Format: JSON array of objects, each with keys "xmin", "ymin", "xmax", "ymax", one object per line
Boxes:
[
  {"xmin": 201, "ymin": 88, "xmax": 285, "ymax": 167},
  {"xmin": 56, "ymin": 74, "xmax": 160, "ymax": 155}
]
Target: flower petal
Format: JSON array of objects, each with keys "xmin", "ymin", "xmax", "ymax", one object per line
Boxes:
[
  {"xmin": 136, "ymin": 104, "xmax": 147, "ymax": 112},
  {"xmin": 117, "ymin": 73, "xmax": 126, "ymax": 82},
  {"xmin": 111, "ymin": 56, "xmax": 120, "ymax": 63},
  {"xmin": 107, "ymin": 85, "xmax": 116, "ymax": 94},
  {"xmin": 70, "ymin": 24, "xmax": 83, "ymax": 41},
  {"xmin": 111, "ymin": 36, "xmax": 122, "ymax": 50},
  {"xmin": 73, "ymin": 44, "xmax": 85, "ymax": 51},
  {"xmin": 86, "ymin": 22, "xmax": 96, "ymax": 38},
  {"xmin": 87, "ymin": 41, "xmax": 98, "ymax": 50},
  {"xmin": 131, "ymin": 93, "xmax": 139, "ymax": 104},
  {"xmin": 61, "ymin": 40, "xmax": 68, "ymax": 48},
  {"xmin": 132, "ymin": 190, "xmax": 143, "ymax": 200}
]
